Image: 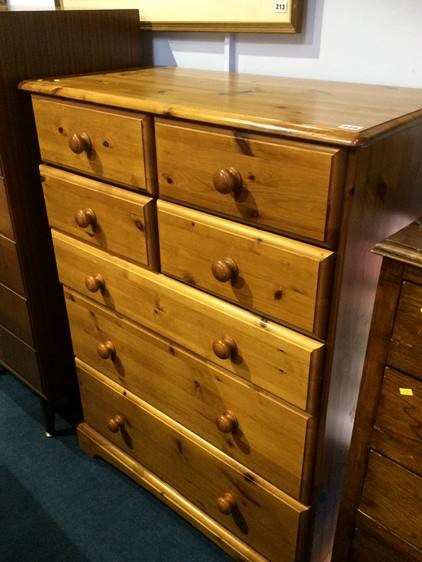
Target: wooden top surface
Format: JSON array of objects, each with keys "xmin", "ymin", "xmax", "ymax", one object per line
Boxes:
[
  {"xmin": 20, "ymin": 67, "xmax": 422, "ymax": 146},
  {"xmin": 374, "ymin": 219, "xmax": 422, "ymax": 267}
]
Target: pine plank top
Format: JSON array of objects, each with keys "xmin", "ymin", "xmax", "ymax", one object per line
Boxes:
[
  {"xmin": 373, "ymin": 218, "xmax": 422, "ymax": 267},
  {"xmin": 20, "ymin": 67, "xmax": 422, "ymax": 146}
]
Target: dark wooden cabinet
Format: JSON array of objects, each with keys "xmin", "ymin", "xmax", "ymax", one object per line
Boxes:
[
  {"xmin": 0, "ymin": 9, "xmax": 150, "ymax": 434},
  {"xmin": 333, "ymin": 219, "xmax": 422, "ymax": 562}
]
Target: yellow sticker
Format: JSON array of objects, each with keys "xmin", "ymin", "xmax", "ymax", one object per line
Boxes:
[{"xmin": 400, "ymin": 388, "xmax": 414, "ymax": 396}]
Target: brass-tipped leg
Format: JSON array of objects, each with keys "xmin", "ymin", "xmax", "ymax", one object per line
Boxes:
[{"xmin": 40, "ymin": 398, "xmax": 55, "ymax": 438}]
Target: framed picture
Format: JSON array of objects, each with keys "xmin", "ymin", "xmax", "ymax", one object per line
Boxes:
[{"xmin": 60, "ymin": 0, "xmax": 304, "ymax": 33}]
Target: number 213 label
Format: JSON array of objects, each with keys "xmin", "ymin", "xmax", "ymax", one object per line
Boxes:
[{"xmin": 273, "ymin": 1, "xmax": 288, "ymax": 13}]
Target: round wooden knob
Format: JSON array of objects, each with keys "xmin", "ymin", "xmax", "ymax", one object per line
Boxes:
[
  {"xmin": 75, "ymin": 208, "xmax": 97, "ymax": 229},
  {"xmin": 69, "ymin": 132, "xmax": 92, "ymax": 154},
  {"xmin": 97, "ymin": 340, "xmax": 116, "ymax": 360},
  {"xmin": 212, "ymin": 336, "xmax": 237, "ymax": 360},
  {"xmin": 107, "ymin": 414, "xmax": 125, "ymax": 433},
  {"xmin": 85, "ymin": 273, "xmax": 105, "ymax": 293},
  {"xmin": 213, "ymin": 168, "xmax": 242, "ymax": 194},
  {"xmin": 216, "ymin": 410, "xmax": 238, "ymax": 434},
  {"xmin": 212, "ymin": 257, "xmax": 239, "ymax": 282},
  {"xmin": 217, "ymin": 492, "xmax": 237, "ymax": 515}
]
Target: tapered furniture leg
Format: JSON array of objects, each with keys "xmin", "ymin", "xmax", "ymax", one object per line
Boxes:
[{"xmin": 40, "ymin": 398, "xmax": 55, "ymax": 438}]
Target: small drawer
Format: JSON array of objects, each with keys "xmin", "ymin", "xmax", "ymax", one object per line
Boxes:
[
  {"xmin": 0, "ymin": 283, "xmax": 32, "ymax": 345},
  {"xmin": 66, "ymin": 290, "xmax": 316, "ymax": 501},
  {"xmin": 0, "ymin": 234, "xmax": 24, "ymax": 295},
  {"xmin": 0, "ymin": 177, "xmax": 14, "ymax": 239},
  {"xmin": 372, "ymin": 367, "xmax": 422, "ymax": 475},
  {"xmin": 53, "ymin": 231, "xmax": 324, "ymax": 412},
  {"xmin": 41, "ymin": 165, "xmax": 157, "ymax": 269},
  {"xmin": 388, "ymin": 281, "xmax": 422, "ymax": 380},
  {"xmin": 156, "ymin": 119, "xmax": 346, "ymax": 245},
  {"xmin": 77, "ymin": 361, "xmax": 309, "ymax": 562},
  {"xmin": 0, "ymin": 324, "xmax": 40, "ymax": 392},
  {"xmin": 158, "ymin": 201, "xmax": 333, "ymax": 337},
  {"xmin": 32, "ymin": 96, "xmax": 155, "ymax": 193},
  {"xmin": 360, "ymin": 451, "xmax": 422, "ymax": 550}
]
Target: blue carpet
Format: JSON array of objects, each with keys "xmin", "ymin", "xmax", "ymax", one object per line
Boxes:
[{"xmin": 0, "ymin": 371, "xmax": 230, "ymax": 562}]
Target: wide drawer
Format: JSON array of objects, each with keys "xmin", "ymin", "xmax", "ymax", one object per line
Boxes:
[
  {"xmin": 77, "ymin": 361, "xmax": 309, "ymax": 562},
  {"xmin": 360, "ymin": 451, "xmax": 422, "ymax": 550},
  {"xmin": 0, "ymin": 283, "xmax": 32, "ymax": 345},
  {"xmin": 0, "ymin": 324, "xmax": 40, "ymax": 392},
  {"xmin": 41, "ymin": 165, "xmax": 157, "ymax": 269},
  {"xmin": 0, "ymin": 234, "xmax": 24, "ymax": 295},
  {"xmin": 32, "ymin": 96, "xmax": 155, "ymax": 193},
  {"xmin": 0, "ymin": 177, "xmax": 14, "ymax": 239},
  {"xmin": 158, "ymin": 201, "xmax": 333, "ymax": 337},
  {"xmin": 156, "ymin": 119, "xmax": 346, "ymax": 245},
  {"xmin": 387, "ymin": 281, "xmax": 422, "ymax": 380},
  {"xmin": 372, "ymin": 367, "xmax": 421, "ymax": 475},
  {"xmin": 53, "ymin": 231, "xmax": 324, "ymax": 411},
  {"xmin": 66, "ymin": 290, "xmax": 315, "ymax": 501}
]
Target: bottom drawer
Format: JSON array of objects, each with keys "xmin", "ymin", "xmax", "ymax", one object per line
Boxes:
[
  {"xmin": 0, "ymin": 283, "xmax": 32, "ymax": 345},
  {"xmin": 77, "ymin": 359, "xmax": 308, "ymax": 562},
  {"xmin": 0, "ymin": 324, "xmax": 40, "ymax": 392}
]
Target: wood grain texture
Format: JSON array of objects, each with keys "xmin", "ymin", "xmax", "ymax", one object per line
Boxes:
[
  {"xmin": 78, "ymin": 423, "xmax": 268, "ymax": 562},
  {"xmin": 0, "ymin": 234, "xmax": 24, "ymax": 295},
  {"xmin": 0, "ymin": 177, "xmax": 14, "ymax": 239},
  {"xmin": 156, "ymin": 119, "xmax": 346, "ymax": 245},
  {"xmin": 53, "ymin": 230, "xmax": 324, "ymax": 412},
  {"xmin": 40, "ymin": 165, "xmax": 155, "ymax": 268},
  {"xmin": 0, "ymin": 283, "xmax": 32, "ymax": 345},
  {"xmin": 374, "ymin": 218, "xmax": 422, "ymax": 268},
  {"xmin": 372, "ymin": 367, "xmax": 422, "ymax": 475},
  {"xmin": 0, "ymin": 325, "xmax": 40, "ymax": 392},
  {"xmin": 77, "ymin": 360, "xmax": 309, "ymax": 562},
  {"xmin": 360, "ymin": 451, "xmax": 422, "ymax": 549},
  {"xmin": 388, "ymin": 280, "xmax": 422, "ymax": 380},
  {"xmin": 0, "ymin": 9, "xmax": 149, "ymax": 400},
  {"xmin": 351, "ymin": 511, "xmax": 422, "ymax": 562},
  {"xmin": 158, "ymin": 201, "xmax": 333, "ymax": 337},
  {"xmin": 19, "ymin": 67, "xmax": 422, "ymax": 146},
  {"xmin": 33, "ymin": 97, "xmax": 151, "ymax": 192},
  {"xmin": 66, "ymin": 289, "xmax": 316, "ymax": 501}
]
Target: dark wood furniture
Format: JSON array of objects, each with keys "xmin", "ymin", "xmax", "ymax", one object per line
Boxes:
[
  {"xmin": 21, "ymin": 68, "xmax": 422, "ymax": 560},
  {"xmin": 333, "ymin": 219, "xmax": 422, "ymax": 561},
  {"xmin": 0, "ymin": 9, "xmax": 150, "ymax": 434}
]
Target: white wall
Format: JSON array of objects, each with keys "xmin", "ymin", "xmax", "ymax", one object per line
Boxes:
[{"xmin": 153, "ymin": 0, "xmax": 422, "ymax": 87}]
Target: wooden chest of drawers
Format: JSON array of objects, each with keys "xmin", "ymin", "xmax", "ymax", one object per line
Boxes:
[
  {"xmin": 334, "ymin": 220, "xmax": 422, "ymax": 561},
  {"xmin": 21, "ymin": 68, "xmax": 422, "ymax": 560}
]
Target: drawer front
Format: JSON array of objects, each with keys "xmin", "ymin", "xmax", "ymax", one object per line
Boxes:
[
  {"xmin": 53, "ymin": 231, "xmax": 324, "ymax": 412},
  {"xmin": 360, "ymin": 451, "xmax": 422, "ymax": 550},
  {"xmin": 0, "ymin": 234, "xmax": 24, "ymax": 295},
  {"xmin": 32, "ymin": 97, "xmax": 154, "ymax": 192},
  {"xmin": 0, "ymin": 177, "xmax": 14, "ymax": 239},
  {"xmin": 158, "ymin": 201, "xmax": 333, "ymax": 337},
  {"xmin": 41, "ymin": 165, "xmax": 157, "ymax": 269},
  {"xmin": 388, "ymin": 281, "xmax": 422, "ymax": 380},
  {"xmin": 66, "ymin": 290, "xmax": 315, "ymax": 501},
  {"xmin": 77, "ymin": 361, "xmax": 309, "ymax": 562},
  {"xmin": 0, "ymin": 283, "xmax": 32, "ymax": 345},
  {"xmin": 0, "ymin": 324, "xmax": 40, "ymax": 392},
  {"xmin": 156, "ymin": 119, "xmax": 345, "ymax": 245}
]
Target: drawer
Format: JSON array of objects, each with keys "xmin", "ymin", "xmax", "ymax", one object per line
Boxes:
[
  {"xmin": 66, "ymin": 290, "xmax": 316, "ymax": 501},
  {"xmin": 158, "ymin": 201, "xmax": 333, "ymax": 337},
  {"xmin": 372, "ymin": 367, "xmax": 422, "ymax": 475},
  {"xmin": 77, "ymin": 361, "xmax": 309, "ymax": 562},
  {"xmin": 0, "ymin": 177, "xmax": 14, "ymax": 239},
  {"xmin": 0, "ymin": 283, "xmax": 32, "ymax": 345},
  {"xmin": 360, "ymin": 451, "xmax": 422, "ymax": 550},
  {"xmin": 41, "ymin": 165, "xmax": 158, "ymax": 269},
  {"xmin": 53, "ymin": 231, "xmax": 324, "ymax": 412},
  {"xmin": 0, "ymin": 234, "xmax": 24, "ymax": 295},
  {"xmin": 156, "ymin": 119, "xmax": 346, "ymax": 245},
  {"xmin": 388, "ymin": 281, "xmax": 422, "ymax": 380},
  {"xmin": 32, "ymin": 96, "xmax": 155, "ymax": 193},
  {"xmin": 0, "ymin": 324, "xmax": 40, "ymax": 392}
]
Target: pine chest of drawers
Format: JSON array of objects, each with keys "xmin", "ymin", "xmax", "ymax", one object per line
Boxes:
[{"xmin": 21, "ymin": 68, "xmax": 422, "ymax": 561}]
